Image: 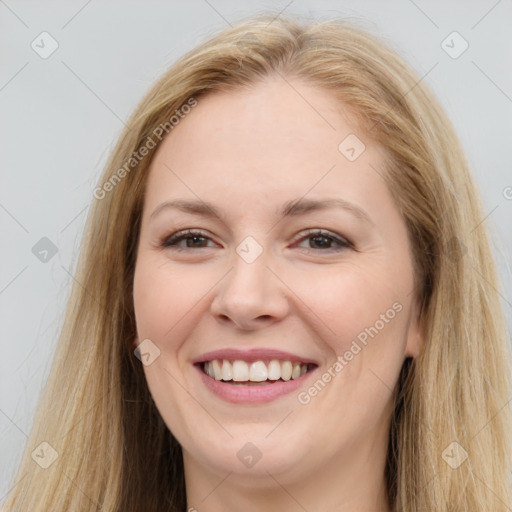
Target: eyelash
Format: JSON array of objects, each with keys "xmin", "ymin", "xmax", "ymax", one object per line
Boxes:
[{"xmin": 160, "ymin": 228, "xmax": 352, "ymax": 253}]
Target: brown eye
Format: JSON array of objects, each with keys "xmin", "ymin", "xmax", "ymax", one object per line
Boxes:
[
  {"xmin": 161, "ymin": 230, "xmax": 215, "ymax": 250},
  {"xmin": 295, "ymin": 229, "xmax": 351, "ymax": 251}
]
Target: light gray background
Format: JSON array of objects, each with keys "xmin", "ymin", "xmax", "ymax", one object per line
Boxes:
[{"xmin": 1, "ymin": 0, "xmax": 511, "ymax": 500}]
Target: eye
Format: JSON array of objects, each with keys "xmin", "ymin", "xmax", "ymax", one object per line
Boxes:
[
  {"xmin": 160, "ymin": 228, "xmax": 353, "ymax": 252},
  {"xmin": 160, "ymin": 229, "xmax": 217, "ymax": 250},
  {"xmin": 293, "ymin": 229, "xmax": 352, "ymax": 252}
]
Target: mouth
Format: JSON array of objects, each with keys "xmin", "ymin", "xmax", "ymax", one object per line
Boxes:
[
  {"xmin": 197, "ymin": 359, "xmax": 316, "ymax": 386},
  {"xmin": 194, "ymin": 358, "xmax": 319, "ymax": 403}
]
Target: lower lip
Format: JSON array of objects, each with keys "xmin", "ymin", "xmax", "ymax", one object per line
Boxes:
[{"xmin": 195, "ymin": 364, "xmax": 316, "ymax": 404}]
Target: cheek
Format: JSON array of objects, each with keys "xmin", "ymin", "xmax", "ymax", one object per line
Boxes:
[
  {"xmin": 133, "ymin": 256, "xmax": 213, "ymax": 343},
  {"xmin": 286, "ymin": 261, "xmax": 411, "ymax": 397},
  {"xmin": 133, "ymin": 258, "xmax": 207, "ymax": 440},
  {"xmin": 293, "ymin": 262, "xmax": 407, "ymax": 344}
]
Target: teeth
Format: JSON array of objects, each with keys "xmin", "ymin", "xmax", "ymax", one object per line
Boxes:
[
  {"xmin": 221, "ymin": 359, "xmax": 232, "ymax": 380},
  {"xmin": 212, "ymin": 360, "xmax": 222, "ymax": 380},
  {"xmin": 267, "ymin": 360, "xmax": 281, "ymax": 380},
  {"xmin": 206, "ymin": 361, "xmax": 215, "ymax": 379},
  {"xmin": 232, "ymin": 360, "xmax": 249, "ymax": 382},
  {"xmin": 281, "ymin": 361, "xmax": 292, "ymax": 381},
  {"xmin": 249, "ymin": 361, "xmax": 268, "ymax": 382},
  {"xmin": 202, "ymin": 359, "xmax": 310, "ymax": 382},
  {"xmin": 291, "ymin": 362, "xmax": 302, "ymax": 379}
]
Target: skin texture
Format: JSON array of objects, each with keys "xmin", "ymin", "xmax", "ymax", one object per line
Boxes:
[{"xmin": 132, "ymin": 75, "xmax": 423, "ymax": 511}]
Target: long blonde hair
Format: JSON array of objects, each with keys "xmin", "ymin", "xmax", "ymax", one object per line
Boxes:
[{"xmin": 3, "ymin": 13, "xmax": 511, "ymax": 511}]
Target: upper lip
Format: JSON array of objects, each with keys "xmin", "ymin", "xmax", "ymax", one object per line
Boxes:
[{"xmin": 192, "ymin": 348, "xmax": 319, "ymax": 365}]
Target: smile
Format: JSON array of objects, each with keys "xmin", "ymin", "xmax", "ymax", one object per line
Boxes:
[
  {"xmin": 202, "ymin": 359, "xmax": 311, "ymax": 384},
  {"xmin": 194, "ymin": 358, "xmax": 318, "ymax": 404}
]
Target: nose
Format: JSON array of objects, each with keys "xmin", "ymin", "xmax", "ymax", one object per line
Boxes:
[{"xmin": 209, "ymin": 247, "xmax": 290, "ymax": 331}]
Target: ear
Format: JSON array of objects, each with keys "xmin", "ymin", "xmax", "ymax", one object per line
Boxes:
[
  {"xmin": 405, "ymin": 296, "xmax": 424, "ymax": 358},
  {"xmin": 131, "ymin": 335, "xmax": 140, "ymax": 350}
]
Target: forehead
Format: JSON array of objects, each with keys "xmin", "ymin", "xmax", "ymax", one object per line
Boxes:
[{"xmin": 143, "ymin": 77, "xmax": 388, "ymax": 218}]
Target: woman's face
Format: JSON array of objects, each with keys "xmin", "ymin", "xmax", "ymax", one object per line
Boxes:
[{"xmin": 133, "ymin": 77, "xmax": 422, "ymax": 488}]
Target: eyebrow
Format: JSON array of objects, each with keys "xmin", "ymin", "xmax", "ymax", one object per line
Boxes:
[{"xmin": 149, "ymin": 197, "xmax": 374, "ymax": 226}]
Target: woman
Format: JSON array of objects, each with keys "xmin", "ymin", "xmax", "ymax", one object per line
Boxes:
[{"xmin": 3, "ymin": 13, "xmax": 511, "ymax": 512}]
